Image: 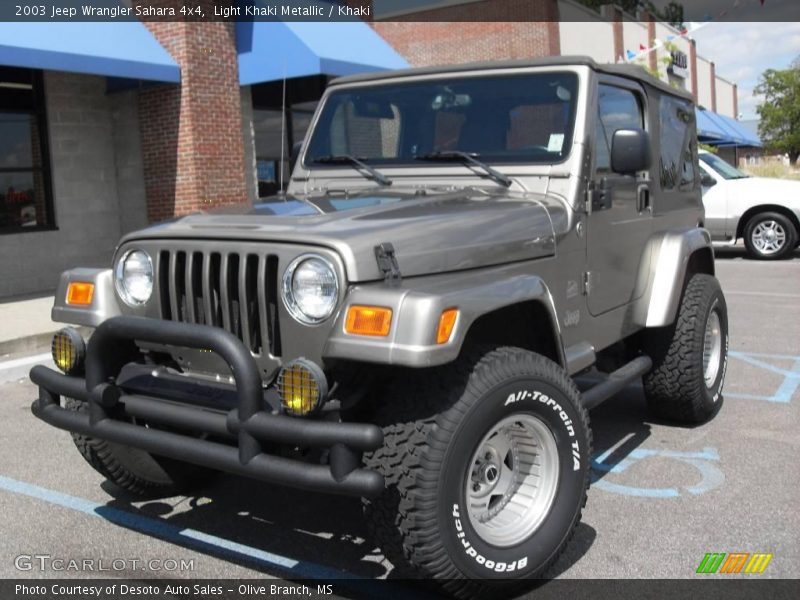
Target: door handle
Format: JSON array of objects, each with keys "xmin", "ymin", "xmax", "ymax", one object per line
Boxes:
[{"xmin": 636, "ymin": 184, "xmax": 651, "ymax": 213}]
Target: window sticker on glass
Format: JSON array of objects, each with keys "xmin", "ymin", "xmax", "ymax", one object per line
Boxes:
[{"xmin": 547, "ymin": 133, "xmax": 565, "ymax": 153}]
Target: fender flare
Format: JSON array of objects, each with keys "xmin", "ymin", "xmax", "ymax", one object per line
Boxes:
[
  {"xmin": 633, "ymin": 228, "xmax": 714, "ymax": 328},
  {"xmin": 323, "ymin": 271, "xmax": 565, "ymax": 368}
]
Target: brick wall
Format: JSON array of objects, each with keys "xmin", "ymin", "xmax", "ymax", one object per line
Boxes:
[
  {"xmin": 139, "ymin": 20, "xmax": 247, "ymax": 222},
  {"xmin": 372, "ymin": 0, "xmax": 560, "ymax": 67}
]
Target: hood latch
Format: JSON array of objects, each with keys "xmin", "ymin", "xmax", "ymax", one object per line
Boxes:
[{"xmin": 374, "ymin": 242, "xmax": 402, "ymax": 285}]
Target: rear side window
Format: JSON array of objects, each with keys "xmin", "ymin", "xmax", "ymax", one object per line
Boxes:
[
  {"xmin": 660, "ymin": 96, "xmax": 696, "ymax": 190},
  {"xmin": 595, "ymin": 85, "xmax": 643, "ymax": 173}
]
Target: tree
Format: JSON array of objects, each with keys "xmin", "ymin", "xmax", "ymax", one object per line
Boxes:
[
  {"xmin": 578, "ymin": 1, "xmax": 683, "ymax": 26},
  {"xmin": 755, "ymin": 59, "xmax": 800, "ymax": 165}
]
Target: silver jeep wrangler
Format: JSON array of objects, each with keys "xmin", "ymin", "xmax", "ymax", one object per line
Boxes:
[{"xmin": 32, "ymin": 57, "xmax": 728, "ymax": 589}]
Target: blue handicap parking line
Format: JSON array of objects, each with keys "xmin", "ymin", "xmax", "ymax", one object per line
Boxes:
[
  {"xmin": 591, "ymin": 446, "xmax": 724, "ymax": 498},
  {"xmin": 0, "ymin": 475, "xmax": 338, "ymax": 578},
  {"xmin": 0, "ymin": 475, "xmax": 433, "ymax": 599},
  {"xmin": 727, "ymin": 351, "xmax": 800, "ymax": 404}
]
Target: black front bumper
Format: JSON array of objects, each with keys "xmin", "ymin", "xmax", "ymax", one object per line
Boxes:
[{"xmin": 30, "ymin": 316, "xmax": 385, "ymax": 498}]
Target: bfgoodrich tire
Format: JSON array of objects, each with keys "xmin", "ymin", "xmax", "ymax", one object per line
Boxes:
[
  {"xmin": 362, "ymin": 347, "xmax": 591, "ymax": 594},
  {"xmin": 65, "ymin": 398, "xmax": 215, "ymax": 496},
  {"xmin": 643, "ymin": 273, "xmax": 728, "ymax": 424}
]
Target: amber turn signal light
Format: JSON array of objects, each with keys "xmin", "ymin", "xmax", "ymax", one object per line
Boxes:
[
  {"xmin": 345, "ymin": 305, "xmax": 392, "ymax": 337},
  {"xmin": 437, "ymin": 308, "xmax": 459, "ymax": 344},
  {"xmin": 66, "ymin": 282, "xmax": 94, "ymax": 305}
]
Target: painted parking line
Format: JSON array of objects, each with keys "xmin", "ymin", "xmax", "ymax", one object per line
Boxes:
[
  {"xmin": 0, "ymin": 475, "xmax": 338, "ymax": 578},
  {"xmin": 591, "ymin": 444, "xmax": 724, "ymax": 498},
  {"xmin": 727, "ymin": 351, "xmax": 800, "ymax": 404},
  {"xmin": 0, "ymin": 475, "xmax": 431, "ymax": 598}
]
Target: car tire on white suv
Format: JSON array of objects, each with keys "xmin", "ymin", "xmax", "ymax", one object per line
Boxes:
[{"xmin": 742, "ymin": 211, "xmax": 798, "ymax": 260}]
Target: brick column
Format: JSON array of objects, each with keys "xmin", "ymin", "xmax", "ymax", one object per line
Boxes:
[
  {"xmin": 710, "ymin": 61, "xmax": 717, "ymax": 113},
  {"xmin": 689, "ymin": 38, "xmax": 698, "ymax": 101},
  {"xmin": 137, "ymin": 17, "xmax": 247, "ymax": 222},
  {"xmin": 645, "ymin": 15, "xmax": 657, "ymax": 72},
  {"xmin": 601, "ymin": 4, "xmax": 624, "ymax": 63}
]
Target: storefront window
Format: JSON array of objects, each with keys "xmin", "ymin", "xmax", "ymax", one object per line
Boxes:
[{"xmin": 0, "ymin": 67, "xmax": 53, "ymax": 233}]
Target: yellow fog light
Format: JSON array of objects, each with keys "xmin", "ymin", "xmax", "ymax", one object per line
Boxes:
[
  {"xmin": 276, "ymin": 359, "xmax": 328, "ymax": 417},
  {"xmin": 51, "ymin": 327, "xmax": 86, "ymax": 375}
]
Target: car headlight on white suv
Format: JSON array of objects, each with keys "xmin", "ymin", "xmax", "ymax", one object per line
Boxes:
[
  {"xmin": 282, "ymin": 254, "xmax": 339, "ymax": 324},
  {"xmin": 115, "ymin": 249, "xmax": 153, "ymax": 306}
]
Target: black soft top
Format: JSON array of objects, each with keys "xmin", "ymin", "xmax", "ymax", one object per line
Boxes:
[{"xmin": 332, "ymin": 55, "xmax": 694, "ymax": 102}]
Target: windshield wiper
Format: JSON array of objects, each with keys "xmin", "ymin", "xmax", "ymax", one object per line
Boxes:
[
  {"xmin": 415, "ymin": 151, "xmax": 512, "ymax": 187},
  {"xmin": 314, "ymin": 154, "xmax": 392, "ymax": 186}
]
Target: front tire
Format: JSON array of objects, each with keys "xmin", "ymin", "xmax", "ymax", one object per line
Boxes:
[
  {"xmin": 363, "ymin": 347, "xmax": 591, "ymax": 593},
  {"xmin": 743, "ymin": 212, "xmax": 797, "ymax": 260},
  {"xmin": 65, "ymin": 398, "xmax": 215, "ymax": 496},
  {"xmin": 643, "ymin": 273, "xmax": 728, "ymax": 423}
]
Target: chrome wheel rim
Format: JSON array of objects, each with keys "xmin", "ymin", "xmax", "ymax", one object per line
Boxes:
[
  {"xmin": 751, "ymin": 220, "xmax": 786, "ymax": 255},
  {"xmin": 465, "ymin": 414, "xmax": 559, "ymax": 547},
  {"xmin": 703, "ymin": 310, "xmax": 723, "ymax": 388}
]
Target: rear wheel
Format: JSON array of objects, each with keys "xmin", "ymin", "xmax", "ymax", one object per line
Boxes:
[
  {"xmin": 363, "ymin": 347, "xmax": 591, "ymax": 594},
  {"xmin": 743, "ymin": 212, "xmax": 797, "ymax": 260},
  {"xmin": 65, "ymin": 398, "xmax": 215, "ymax": 496},
  {"xmin": 643, "ymin": 274, "xmax": 728, "ymax": 423}
]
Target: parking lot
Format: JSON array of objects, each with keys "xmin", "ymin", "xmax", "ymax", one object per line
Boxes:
[{"xmin": 0, "ymin": 246, "xmax": 797, "ymax": 594}]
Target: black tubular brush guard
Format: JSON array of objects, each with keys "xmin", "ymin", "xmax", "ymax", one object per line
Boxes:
[{"xmin": 30, "ymin": 316, "xmax": 385, "ymax": 498}]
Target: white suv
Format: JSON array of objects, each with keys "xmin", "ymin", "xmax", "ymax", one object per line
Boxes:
[{"xmin": 700, "ymin": 150, "xmax": 800, "ymax": 259}]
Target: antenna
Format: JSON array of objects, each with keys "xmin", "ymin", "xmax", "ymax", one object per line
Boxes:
[{"xmin": 279, "ymin": 59, "xmax": 287, "ymax": 197}]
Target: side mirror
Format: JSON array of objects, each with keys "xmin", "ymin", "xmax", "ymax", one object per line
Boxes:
[
  {"xmin": 289, "ymin": 141, "xmax": 303, "ymax": 173},
  {"xmin": 701, "ymin": 173, "xmax": 717, "ymax": 187},
  {"xmin": 611, "ymin": 129, "xmax": 651, "ymax": 175}
]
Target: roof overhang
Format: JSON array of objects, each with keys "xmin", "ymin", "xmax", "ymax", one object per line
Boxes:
[
  {"xmin": 0, "ymin": 22, "xmax": 180, "ymax": 83},
  {"xmin": 237, "ymin": 20, "xmax": 408, "ymax": 85}
]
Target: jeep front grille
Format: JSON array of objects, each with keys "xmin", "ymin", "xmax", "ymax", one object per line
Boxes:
[{"xmin": 157, "ymin": 250, "xmax": 282, "ymax": 357}]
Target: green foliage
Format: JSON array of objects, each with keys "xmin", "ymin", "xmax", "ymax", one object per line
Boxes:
[
  {"xmin": 755, "ymin": 60, "xmax": 800, "ymax": 165},
  {"xmin": 633, "ymin": 40, "xmax": 684, "ymax": 90},
  {"xmin": 578, "ymin": 1, "xmax": 684, "ymax": 26},
  {"xmin": 699, "ymin": 143, "xmax": 718, "ymax": 154}
]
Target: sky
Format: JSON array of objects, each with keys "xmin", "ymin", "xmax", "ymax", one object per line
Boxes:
[{"xmin": 690, "ymin": 22, "xmax": 800, "ymax": 120}]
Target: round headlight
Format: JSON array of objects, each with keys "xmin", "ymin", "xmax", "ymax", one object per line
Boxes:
[
  {"xmin": 115, "ymin": 249, "xmax": 153, "ymax": 306},
  {"xmin": 282, "ymin": 255, "xmax": 339, "ymax": 324}
]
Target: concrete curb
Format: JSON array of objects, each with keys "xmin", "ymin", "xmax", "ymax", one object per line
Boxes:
[{"xmin": 0, "ymin": 327, "xmax": 92, "ymax": 360}]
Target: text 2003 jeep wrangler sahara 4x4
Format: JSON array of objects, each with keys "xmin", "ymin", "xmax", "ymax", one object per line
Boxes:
[{"xmin": 32, "ymin": 57, "xmax": 728, "ymax": 589}]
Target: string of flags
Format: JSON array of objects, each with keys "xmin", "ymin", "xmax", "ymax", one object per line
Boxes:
[{"xmin": 622, "ymin": 0, "xmax": 768, "ymax": 63}]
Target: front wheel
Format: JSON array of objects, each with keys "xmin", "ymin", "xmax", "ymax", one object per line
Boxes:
[
  {"xmin": 65, "ymin": 398, "xmax": 216, "ymax": 496},
  {"xmin": 743, "ymin": 212, "xmax": 797, "ymax": 260},
  {"xmin": 363, "ymin": 347, "xmax": 591, "ymax": 593}
]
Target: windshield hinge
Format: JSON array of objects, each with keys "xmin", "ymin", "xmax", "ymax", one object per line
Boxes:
[
  {"xmin": 374, "ymin": 242, "xmax": 402, "ymax": 285},
  {"xmin": 584, "ymin": 182, "xmax": 595, "ymax": 215}
]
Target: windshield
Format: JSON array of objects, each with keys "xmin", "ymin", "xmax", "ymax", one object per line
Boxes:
[
  {"xmin": 699, "ymin": 152, "xmax": 749, "ymax": 179},
  {"xmin": 305, "ymin": 72, "xmax": 579, "ymax": 167}
]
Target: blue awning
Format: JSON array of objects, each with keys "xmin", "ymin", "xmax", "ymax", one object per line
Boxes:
[
  {"xmin": 237, "ymin": 21, "xmax": 408, "ymax": 85},
  {"xmin": 696, "ymin": 108, "xmax": 761, "ymax": 147},
  {"xmin": 0, "ymin": 22, "xmax": 180, "ymax": 83}
]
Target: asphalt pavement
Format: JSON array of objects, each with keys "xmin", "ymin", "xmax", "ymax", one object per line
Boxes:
[{"xmin": 0, "ymin": 246, "xmax": 797, "ymax": 596}]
